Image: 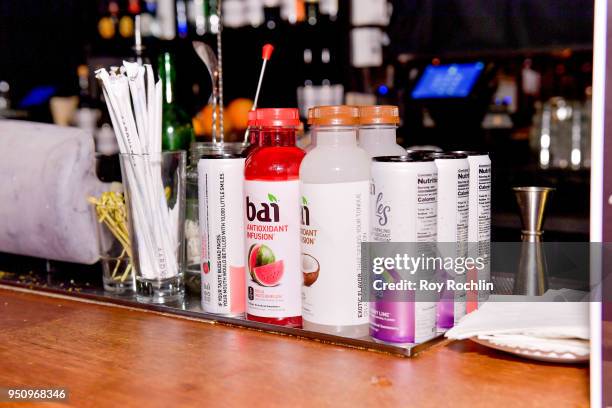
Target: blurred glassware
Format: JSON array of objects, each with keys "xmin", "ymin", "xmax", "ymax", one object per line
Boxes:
[
  {"xmin": 0, "ymin": 81, "xmax": 10, "ymax": 111},
  {"xmin": 531, "ymin": 96, "xmax": 591, "ymax": 170},
  {"xmin": 49, "ymin": 96, "xmax": 78, "ymax": 127}
]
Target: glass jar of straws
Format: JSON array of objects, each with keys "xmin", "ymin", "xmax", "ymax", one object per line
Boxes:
[
  {"xmin": 120, "ymin": 151, "xmax": 187, "ymax": 304},
  {"xmin": 96, "ymin": 62, "xmax": 187, "ymax": 304}
]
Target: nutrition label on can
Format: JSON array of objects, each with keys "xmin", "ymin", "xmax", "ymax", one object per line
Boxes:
[
  {"xmin": 415, "ymin": 302, "xmax": 437, "ymax": 343},
  {"xmin": 477, "ymin": 164, "xmax": 491, "ymax": 241},
  {"xmin": 416, "ymin": 173, "xmax": 437, "ymax": 242},
  {"xmin": 456, "ymin": 169, "xmax": 470, "ymax": 242}
]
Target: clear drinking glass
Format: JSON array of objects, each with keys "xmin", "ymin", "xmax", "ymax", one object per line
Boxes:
[
  {"xmin": 97, "ymin": 215, "xmax": 134, "ymax": 294},
  {"xmin": 92, "ymin": 191, "xmax": 135, "ymax": 295},
  {"xmin": 119, "ymin": 151, "xmax": 186, "ymax": 304}
]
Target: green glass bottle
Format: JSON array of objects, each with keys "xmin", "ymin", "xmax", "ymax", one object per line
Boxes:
[{"xmin": 159, "ymin": 52, "xmax": 194, "ymax": 151}]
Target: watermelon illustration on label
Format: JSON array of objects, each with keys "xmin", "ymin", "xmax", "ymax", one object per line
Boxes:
[
  {"xmin": 253, "ymin": 260, "xmax": 284, "ymax": 286},
  {"xmin": 247, "ymin": 244, "xmax": 284, "ymax": 286}
]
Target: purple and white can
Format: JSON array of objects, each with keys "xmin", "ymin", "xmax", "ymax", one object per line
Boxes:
[
  {"xmin": 370, "ymin": 154, "xmax": 438, "ymax": 345},
  {"xmin": 426, "ymin": 152, "xmax": 470, "ymax": 329}
]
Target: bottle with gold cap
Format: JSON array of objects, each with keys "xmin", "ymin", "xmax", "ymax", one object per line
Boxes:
[
  {"xmin": 358, "ymin": 105, "xmax": 406, "ymax": 157},
  {"xmin": 300, "ymin": 105, "xmax": 370, "ymax": 338}
]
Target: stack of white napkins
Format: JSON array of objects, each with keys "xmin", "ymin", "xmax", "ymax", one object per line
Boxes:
[{"xmin": 445, "ymin": 292, "xmax": 590, "ymax": 357}]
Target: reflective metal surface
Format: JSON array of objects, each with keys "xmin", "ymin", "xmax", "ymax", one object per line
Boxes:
[{"xmin": 513, "ymin": 186, "xmax": 554, "ymax": 295}]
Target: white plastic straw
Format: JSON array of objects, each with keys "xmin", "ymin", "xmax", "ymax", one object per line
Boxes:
[
  {"xmin": 96, "ymin": 63, "xmax": 180, "ymax": 280},
  {"xmin": 146, "ymin": 64, "xmax": 157, "ymax": 151},
  {"xmin": 124, "ymin": 61, "xmax": 149, "ymax": 152}
]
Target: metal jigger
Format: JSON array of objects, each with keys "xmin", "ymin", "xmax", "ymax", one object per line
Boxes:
[{"xmin": 513, "ymin": 187, "xmax": 555, "ymax": 295}]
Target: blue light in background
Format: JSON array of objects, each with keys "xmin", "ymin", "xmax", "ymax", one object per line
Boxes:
[
  {"xmin": 378, "ymin": 85, "xmax": 389, "ymax": 96},
  {"xmin": 411, "ymin": 62, "xmax": 484, "ymax": 99},
  {"xmin": 19, "ymin": 86, "xmax": 56, "ymax": 108},
  {"xmin": 145, "ymin": 1, "xmax": 157, "ymax": 13},
  {"xmin": 178, "ymin": 21, "xmax": 188, "ymax": 38}
]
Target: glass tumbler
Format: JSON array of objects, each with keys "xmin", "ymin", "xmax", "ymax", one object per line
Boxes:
[
  {"xmin": 119, "ymin": 151, "xmax": 186, "ymax": 304},
  {"xmin": 91, "ymin": 190, "xmax": 135, "ymax": 294}
]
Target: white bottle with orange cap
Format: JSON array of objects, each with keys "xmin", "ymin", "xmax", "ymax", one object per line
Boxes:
[
  {"xmin": 299, "ymin": 105, "xmax": 370, "ymax": 338},
  {"xmin": 358, "ymin": 105, "xmax": 406, "ymax": 157}
]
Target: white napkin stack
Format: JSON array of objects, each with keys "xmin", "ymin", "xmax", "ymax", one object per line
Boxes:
[{"xmin": 445, "ymin": 293, "xmax": 590, "ymax": 357}]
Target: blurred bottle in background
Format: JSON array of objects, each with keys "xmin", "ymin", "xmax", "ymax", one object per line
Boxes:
[
  {"xmin": 74, "ymin": 65, "xmax": 101, "ymax": 136},
  {"xmin": 159, "ymin": 51, "xmax": 195, "ymax": 151},
  {"xmin": 0, "ymin": 81, "xmax": 10, "ymax": 113},
  {"xmin": 297, "ymin": 0, "xmax": 343, "ymax": 120}
]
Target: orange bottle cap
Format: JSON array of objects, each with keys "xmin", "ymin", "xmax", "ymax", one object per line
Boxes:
[
  {"xmin": 307, "ymin": 105, "xmax": 360, "ymax": 126},
  {"xmin": 359, "ymin": 105, "xmax": 400, "ymax": 125}
]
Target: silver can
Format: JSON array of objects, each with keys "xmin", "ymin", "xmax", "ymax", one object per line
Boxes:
[
  {"xmin": 371, "ymin": 154, "xmax": 438, "ymax": 242},
  {"xmin": 425, "ymin": 152, "xmax": 470, "ymax": 329},
  {"xmin": 452, "ymin": 151, "xmax": 491, "ymax": 310},
  {"xmin": 451, "ymin": 152, "xmax": 491, "ymax": 243},
  {"xmin": 425, "ymin": 152, "xmax": 470, "ymax": 243}
]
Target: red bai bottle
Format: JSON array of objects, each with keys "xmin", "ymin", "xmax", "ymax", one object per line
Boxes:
[{"xmin": 244, "ymin": 108, "xmax": 305, "ymax": 327}]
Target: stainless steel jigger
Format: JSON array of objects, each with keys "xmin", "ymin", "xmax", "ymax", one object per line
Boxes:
[{"xmin": 513, "ymin": 187, "xmax": 555, "ymax": 295}]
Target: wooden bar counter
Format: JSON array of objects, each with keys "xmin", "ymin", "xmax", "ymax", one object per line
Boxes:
[{"xmin": 0, "ymin": 287, "xmax": 588, "ymax": 407}]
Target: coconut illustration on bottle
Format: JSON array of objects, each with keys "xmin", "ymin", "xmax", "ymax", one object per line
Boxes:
[
  {"xmin": 248, "ymin": 244, "xmax": 284, "ymax": 286},
  {"xmin": 301, "ymin": 253, "xmax": 320, "ymax": 287}
]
